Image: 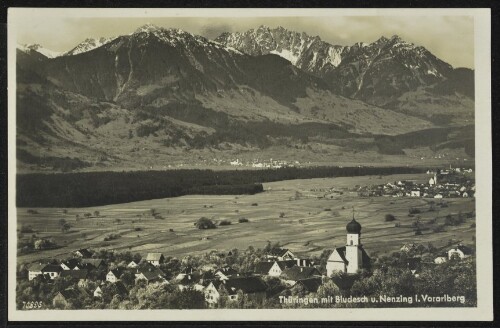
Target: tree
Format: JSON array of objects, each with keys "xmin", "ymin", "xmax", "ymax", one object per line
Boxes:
[
  {"xmin": 61, "ymin": 223, "xmax": 71, "ymax": 233},
  {"xmin": 94, "ymin": 211, "xmax": 100, "ymax": 217},
  {"xmin": 385, "ymin": 214, "xmax": 396, "ymax": 222},
  {"xmin": 195, "ymin": 217, "xmax": 216, "ymax": 229}
]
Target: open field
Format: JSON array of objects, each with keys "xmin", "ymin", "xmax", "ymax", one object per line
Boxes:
[{"xmin": 17, "ymin": 173, "xmax": 475, "ymax": 265}]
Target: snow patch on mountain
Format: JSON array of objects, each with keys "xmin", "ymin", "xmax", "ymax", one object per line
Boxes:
[
  {"xmin": 63, "ymin": 37, "xmax": 115, "ymax": 56},
  {"xmin": 18, "ymin": 44, "xmax": 61, "ymax": 58}
]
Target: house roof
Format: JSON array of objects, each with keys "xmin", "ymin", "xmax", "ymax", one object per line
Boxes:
[
  {"xmin": 58, "ymin": 288, "xmax": 81, "ymax": 300},
  {"xmin": 280, "ymin": 266, "xmax": 321, "ymax": 281},
  {"xmin": 276, "ymin": 260, "xmax": 298, "ymax": 271},
  {"xmin": 28, "ymin": 263, "xmax": 48, "ymax": 272},
  {"xmin": 222, "ymin": 277, "xmax": 267, "ymax": 295},
  {"xmin": 216, "ymin": 266, "xmax": 238, "ymax": 276},
  {"xmin": 60, "ymin": 269, "xmax": 89, "ymax": 280},
  {"xmin": 267, "ymin": 248, "xmax": 290, "ymax": 257},
  {"xmin": 62, "ymin": 259, "xmax": 81, "ymax": 269},
  {"xmin": 296, "ymin": 277, "xmax": 323, "ymax": 293},
  {"xmin": 136, "ymin": 266, "xmax": 165, "ymax": 280},
  {"xmin": 42, "ymin": 265, "xmax": 63, "ymax": 273},
  {"xmin": 146, "ymin": 253, "xmax": 164, "ymax": 261},
  {"xmin": 254, "ymin": 261, "xmax": 275, "ymax": 274},
  {"xmin": 81, "ymin": 259, "xmax": 105, "ymax": 268},
  {"xmin": 109, "ymin": 268, "xmax": 125, "ymax": 277}
]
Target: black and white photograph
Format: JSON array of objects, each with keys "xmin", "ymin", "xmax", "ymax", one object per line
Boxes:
[{"xmin": 7, "ymin": 7, "xmax": 493, "ymax": 321}]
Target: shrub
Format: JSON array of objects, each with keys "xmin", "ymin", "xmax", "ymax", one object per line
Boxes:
[
  {"xmin": 470, "ymin": 223, "xmax": 476, "ymax": 228},
  {"xmin": 414, "ymin": 229, "xmax": 422, "ymax": 236},
  {"xmin": 385, "ymin": 214, "xmax": 396, "ymax": 222},
  {"xmin": 279, "ymin": 212, "xmax": 285, "ymax": 218},
  {"xmin": 195, "ymin": 217, "xmax": 216, "ymax": 229},
  {"xmin": 409, "ymin": 208, "xmax": 421, "ymax": 215},
  {"xmin": 238, "ymin": 218, "xmax": 249, "ymax": 223},
  {"xmin": 134, "ymin": 227, "xmax": 143, "ymax": 231},
  {"xmin": 104, "ymin": 233, "xmax": 121, "ymax": 241},
  {"xmin": 251, "ymin": 203, "xmax": 258, "ymax": 206},
  {"xmin": 324, "ymin": 208, "xmax": 331, "ymax": 212},
  {"xmin": 27, "ymin": 209, "xmax": 38, "ymax": 214},
  {"xmin": 219, "ymin": 220, "xmax": 232, "ymax": 226}
]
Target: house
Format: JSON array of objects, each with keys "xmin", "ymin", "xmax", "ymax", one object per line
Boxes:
[
  {"xmin": 219, "ymin": 276, "xmax": 267, "ymax": 303},
  {"xmin": 448, "ymin": 245, "xmax": 473, "ymax": 260},
  {"xmin": 42, "ymin": 264, "xmax": 63, "ymax": 280},
  {"xmin": 265, "ymin": 248, "xmax": 296, "ymax": 261},
  {"xmin": 106, "ymin": 268, "xmax": 125, "ymax": 283},
  {"xmin": 28, "ymin": 263, "xmax": 48, "ymax": 281},
  {"xmin": 176, "ymin": 274, "xmax": 197, "ymax": 290},
  {"xmin": 326, "ymin": 218, "xmax": 371, "ymax": 276},
  {"xmin": 60, "ymin": 259, "xmax": 82, "ymax": 271},
  {"xmin": 410, "ymin": 190, "xmax": 421, "ymax": 197},
  {"xmin": 280, "ymin": 266, "xmax": 322, "ymax": 286},
  {"xmin": 134, "ymin": 265, "xmax": 167, "ymax": 284},
  {"xmin": 434, "ymin": 194, "xmax": 443, "ymax": 199},
  {"xmin": 53, "ymin": 288, "xmax": 89, "ymax": 308},
  {"xmin": 60, "ymin": 269, "xmax": 89, "ymax": 287},
  {"xmin": 204, "ymin": 280, "xmax": 223, "ymax": 306},
  {"xmin": 94, "ymin": 282, "xmax": 128, "ymax": 299},
  {"xmin": 175, "ymin": 266, "xmax": 196, "ymax": 280},
  {"xmin": 94, "ymin": 285, "xmax": 103, "ymax": 298},
  {"xmin": 199, "ymin": 270, "xmax": 216, "ymax": 285},
  {"xmin": 145, "ymin": 253, "xmax": 164, "ymax": 267},
  {"xmin": 80, "ymin": 259, "xmax": 106, "ymax": 271},
  {"xmin": 127, "ymin": 260, "xmax": 140, "ymax": 268},
  {"xmin": 254, "ymin": 260, "xmax": 296, "ymax": 277},
  {"xmin": 214, "ymin": 266, "xmax": 238, "ymax": 280},
  {"xmin": 74, "ymin": 248, "xmax": 93, "ymax": 258},
  {"xmin": 294, "ymin": 277, "xmax": 323, "ymax": 294}
]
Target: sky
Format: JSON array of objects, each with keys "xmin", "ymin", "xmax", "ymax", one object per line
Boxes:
[{"xmin": 12, "ymin": 14, "xmax": 474, "ymax": 68}]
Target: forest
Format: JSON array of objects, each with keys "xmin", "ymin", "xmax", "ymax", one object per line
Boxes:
[{"xmin": 17, "ymin": 166, "xmax": 424, "ymax": 207}]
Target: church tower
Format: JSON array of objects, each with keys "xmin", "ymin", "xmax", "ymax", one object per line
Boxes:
[{"xmin": 345, "ymin": 217, "xmax": 363, "ymax": 273}]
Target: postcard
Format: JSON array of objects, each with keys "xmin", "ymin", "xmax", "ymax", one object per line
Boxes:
[{"xmin": 7, "ymin": 7, "xmax": 492, "ymax": 321}]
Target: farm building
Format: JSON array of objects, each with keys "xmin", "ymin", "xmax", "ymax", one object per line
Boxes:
[
  {"xmin": 448, "ymin": 245, "xmax": 474, "ymax": 260},
  {"xmin": 280, "ymin": 266, "xmax": 321, "ymax": 286},
  {"xmin": 219, "ymin": 277, "xmax": 267, "ymax": 303}
]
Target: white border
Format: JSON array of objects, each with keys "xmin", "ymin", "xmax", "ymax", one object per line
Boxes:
[{"xmin": 7, "ymin": 7, "xmax": 492, "ymax": 321}]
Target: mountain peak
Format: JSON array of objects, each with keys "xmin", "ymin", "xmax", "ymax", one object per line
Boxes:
[
  {"xmin": 18, "ymin": 43, "xmax": 61, "ymax": 58},
  {"xmin": 135, "ymin": 23, "xmax": 163, "ymax": 34}
]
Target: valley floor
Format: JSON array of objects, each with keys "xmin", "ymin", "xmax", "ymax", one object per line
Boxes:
[{"xmin": 17, "ymin": 173, "xmax": 475, "ymax": 265}]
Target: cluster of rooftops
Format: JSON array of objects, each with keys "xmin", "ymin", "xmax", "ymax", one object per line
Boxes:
[{"xmin": 28, "ymin": 247, "xmax": 327, "ymax": 306}]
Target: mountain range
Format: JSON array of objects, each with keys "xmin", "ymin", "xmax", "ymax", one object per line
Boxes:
[{"xmin": 16, "ymin": 24, "xmax": 474, "ymax": 172}]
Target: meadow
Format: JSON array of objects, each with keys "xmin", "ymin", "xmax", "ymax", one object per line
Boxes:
[{"xmin": 17, "ymin": 173, "xmax": 475, "ymax": 265}]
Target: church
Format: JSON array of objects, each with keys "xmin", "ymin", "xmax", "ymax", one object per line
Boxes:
[{"xmin": 326, "ymin": 217, "xmax": 371, "ymax": 276}]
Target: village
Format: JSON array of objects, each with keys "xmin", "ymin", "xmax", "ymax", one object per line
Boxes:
[
  {"xmin": 350, "ymin": 167, "xmax": 475, "ymax": 199},
  {"xmin": 20, "ymin": 217, "xmax": 476, "ymax": 309}
]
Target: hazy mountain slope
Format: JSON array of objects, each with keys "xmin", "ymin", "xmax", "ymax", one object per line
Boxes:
[
  {"xmin": 217, "ymin": 27, "xmax": 474, "ymax": 122},
  {"xmin": 16, "ymin": 24, "xmax": 474, "ymax": 171}
]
